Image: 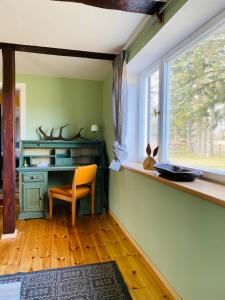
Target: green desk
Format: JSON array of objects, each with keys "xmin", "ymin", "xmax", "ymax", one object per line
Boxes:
[{"xmin": 17, "ymin": 140, "xmax": 107, "ymax": 220}]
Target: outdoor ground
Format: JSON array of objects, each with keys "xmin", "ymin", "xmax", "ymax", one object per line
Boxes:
[{"xmin": 170, "ymin": 151, "xmax": 225, "ymax": 171}]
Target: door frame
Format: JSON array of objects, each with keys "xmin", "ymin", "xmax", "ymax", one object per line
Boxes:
[{"xmin": 0, "ymin": 82, "xmax": 26, "ymax": 140}]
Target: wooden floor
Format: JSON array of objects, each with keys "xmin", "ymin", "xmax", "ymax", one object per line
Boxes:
[{"xmin": 0, "ymin": 207, "xmax": 172, "ymax": 299}]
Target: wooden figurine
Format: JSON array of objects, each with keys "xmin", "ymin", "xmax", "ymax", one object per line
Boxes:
[{"xmin": 143, "ymin": 144, "xmax": 159, "ymax": 170}]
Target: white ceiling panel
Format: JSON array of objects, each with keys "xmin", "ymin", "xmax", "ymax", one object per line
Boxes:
[
  {"xmin": 0, "ymin": 0, "xmax": 149, "ymax": 80},
  {"xmin": 0, "ymin": 0, "xmax": 147, "ymax": 53},
  {"xmin": 0, "ymin": 51, "xmax": 112, "ymax": 81},
  {"xmin": 15, "ymin": 52, "xmax": 112, "ymax": 80}
]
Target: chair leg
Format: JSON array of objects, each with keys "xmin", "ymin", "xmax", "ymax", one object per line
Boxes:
[
  {"xmin": 91, "ymin": 190, "xmax": 95, "ymax": 216},
  {"xmin": 71, "ymin": 200, "xmax": 76, "ymax": 228},
  {"xmin": 49, "ymin": 192, "xmax": 53, "ymax": 221}
]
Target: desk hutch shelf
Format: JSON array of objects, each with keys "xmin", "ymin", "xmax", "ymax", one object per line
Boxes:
[{"xmin": 17, "ymin": 140, "xmax": 107, "ymax": 220}]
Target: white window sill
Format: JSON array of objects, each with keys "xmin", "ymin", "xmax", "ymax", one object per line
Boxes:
[{"xmin": 122, "ymin": 162, "xmax": 225, "ymax": 209}]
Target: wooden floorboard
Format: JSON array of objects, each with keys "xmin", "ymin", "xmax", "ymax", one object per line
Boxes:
[{"xmin": 0, "ymin": 206, "xmax": 172, "ymax": 299}]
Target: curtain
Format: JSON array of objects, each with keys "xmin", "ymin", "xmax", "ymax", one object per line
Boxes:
[{"xmin": 110, "ymin": 50, "xmax": 128, "ymax": 171}]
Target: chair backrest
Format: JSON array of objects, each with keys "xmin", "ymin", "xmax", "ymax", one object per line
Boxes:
[{"xmin": 73, "ymin": 164, "xmax": 97, "ymax": 187}]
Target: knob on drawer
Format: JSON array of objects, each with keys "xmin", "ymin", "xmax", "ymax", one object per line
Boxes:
[{"xmin": 31, "ymin": 176, "xmax": 34, "ymax": 180}]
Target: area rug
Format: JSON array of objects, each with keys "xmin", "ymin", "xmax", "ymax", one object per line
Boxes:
[{"xmin": 0, "ymin": 261, "xmax": 132, "ymax": 300}]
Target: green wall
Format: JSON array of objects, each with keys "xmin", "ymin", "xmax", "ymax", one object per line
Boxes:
[
  {"xmin": 102, "ymin": 72, "xmax": 225, "ymax": 300},
  {"xmin": 16, "ymin": 74, "xmax": 103, "ymax": 140}
]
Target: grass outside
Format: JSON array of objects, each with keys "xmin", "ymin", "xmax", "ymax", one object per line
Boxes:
[{"xmin": 170, "ymin": 151, "xmax": 225, "ymax": 171}]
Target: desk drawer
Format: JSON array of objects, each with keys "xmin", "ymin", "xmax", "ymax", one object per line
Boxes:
[{"xmin": 23, "ymin": 173, "xmax": 45, "ymax": 182}]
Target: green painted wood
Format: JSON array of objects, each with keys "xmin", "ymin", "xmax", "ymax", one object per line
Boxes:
[
  {"xmin": 17, "ymin": 165, "xmax": 106, "ymax": 172},
  {"xmin": 22, "ymin": 140, "xmax": 103, "ymax": 148},
  {"xmin": 23, "ymin": 183, "xmax": 46, "ymax": 212},
  {"xmin": 18, "ymin": 140, "xmax": 107, "ymax": 219},
  {"xmin": 23, "ymin": 172, "xmax": 45, "ymax": 182},
  {"xmin": 55, "ymin": 157, "xmax": 73, "ymax": 166},
  {"xmin": 19, "ymin": 172, "xmax": 48, "ymax": 220}
]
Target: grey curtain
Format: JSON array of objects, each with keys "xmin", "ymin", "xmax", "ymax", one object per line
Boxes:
[{"xmin": 110, "ymin": 51, "xmax": 128, "ymax": 171}]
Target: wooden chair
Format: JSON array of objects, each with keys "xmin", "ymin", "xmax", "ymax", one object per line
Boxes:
[{"xmin": 49, "ymin": 164, "xmax": 97, "ymax": 227}]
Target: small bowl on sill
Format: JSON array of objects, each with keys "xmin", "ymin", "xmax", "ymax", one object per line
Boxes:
[{"xmin": 154, "ymin": 163, "xmax": 203, "ymax": 182}]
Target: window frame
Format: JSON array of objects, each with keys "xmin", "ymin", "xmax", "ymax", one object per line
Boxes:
[
  {"xmin": 139, "ymin": 62, "xmax": 161, "ymax": 162},
  {"xmin": 139, "ymin": 13, "xmax": 225, "ymax": 183}
]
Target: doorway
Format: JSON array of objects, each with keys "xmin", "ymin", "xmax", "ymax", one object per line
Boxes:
[{"xmin": 0, "ymin": 83, "xmax": 26, "ymax": 234}]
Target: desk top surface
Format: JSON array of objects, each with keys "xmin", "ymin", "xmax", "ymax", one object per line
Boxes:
[
  {"xmin": 17, "ymin": 166, "xmax": 76, "ymax": 172},
  {"xmin": 17, "ymin": 165, "xmax": 105, "ymax": 172}
]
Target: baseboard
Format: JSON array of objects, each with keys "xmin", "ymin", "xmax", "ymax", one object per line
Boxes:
[
  {"xmin": 109, "ymin": 209, "xmax": 182, "ymax": 300},
  {"xmin": 1, "ymin": 229, "xmax": 19, "ymax": 240}
]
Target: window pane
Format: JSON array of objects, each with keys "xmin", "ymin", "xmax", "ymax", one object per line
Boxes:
[
  {"xmin": 141, "ymin": 69, "xmax": 159, "ymax": 158},
  {"xmin": 168, "ymin": 27, "xmax": 225, "ymax": 171},
  {"xmin": 149, "ymin": 70, "xmax": 159, "ymax": 148}
]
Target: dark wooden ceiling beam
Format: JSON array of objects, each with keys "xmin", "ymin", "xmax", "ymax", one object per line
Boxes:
[
  {"xmin": 0, "ymin": 43, "xmax": 116, "ymax": 61},
  {"xmin": 53, "ymin": 0, "xmax": 166, "ymax": 15}
]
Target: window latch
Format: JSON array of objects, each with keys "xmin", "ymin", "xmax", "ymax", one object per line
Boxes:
[{"xmin": 153, "ymin": 109, "xmax": 160, "ymax": 117}]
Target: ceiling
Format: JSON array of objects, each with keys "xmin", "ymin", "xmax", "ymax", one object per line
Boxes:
[
  {"xmin": 0, "ymin": 0, "xmax": 150, "ymax": 80},
  {"xmin": 17, "ymin": 52, "xmax": 113, "ymax": 81}
]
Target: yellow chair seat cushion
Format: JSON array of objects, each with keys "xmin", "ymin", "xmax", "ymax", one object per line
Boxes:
[{"xmin": 50, "ymin": 185, "xmax": 90, "ymax": 198}]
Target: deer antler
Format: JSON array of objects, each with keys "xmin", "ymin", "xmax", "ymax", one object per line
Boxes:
[
  {"xmin": 50, "ymin": 128, "xmax": 55, "ymax": 137},
  {"xmin": 59, "ymin": 124, "xmax": 70, "ymax": 138},
  {"xmin": 64, "ymin": 127, "xmax": 85, "ymax": 140},
  {"xmin": 38, "ymin": 126, "xmax": 48, "ymax": 139},
  {"xmin": 38, "ymin": 125, "xmax": 87, "ymax": 141}
]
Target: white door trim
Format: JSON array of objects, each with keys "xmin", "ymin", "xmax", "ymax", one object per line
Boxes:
[{"xmin": 0, "ymin": 82, "xmax": 26, "ymax": 140}]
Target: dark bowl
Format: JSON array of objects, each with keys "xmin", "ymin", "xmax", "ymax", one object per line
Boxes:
[{"xmin": 154, "ymin": 163, "xmax": 203, "ymax": 182}]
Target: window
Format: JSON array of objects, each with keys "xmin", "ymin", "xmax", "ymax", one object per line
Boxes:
[
  {"xmin": 140, "ymin": 67, "xmax": 160, "ymax": 159},
  {"xmin": 140, "ymin": 17, "xmax": 225, "ymax": 179},
  {"xmin": 166, "ymin": 25, "xmax": 225, "ymax": 173}
]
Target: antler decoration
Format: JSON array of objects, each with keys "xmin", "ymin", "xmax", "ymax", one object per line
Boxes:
[{"xmin": 38, "ymin": 124, "xmax": 87, "ymax": 141}]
